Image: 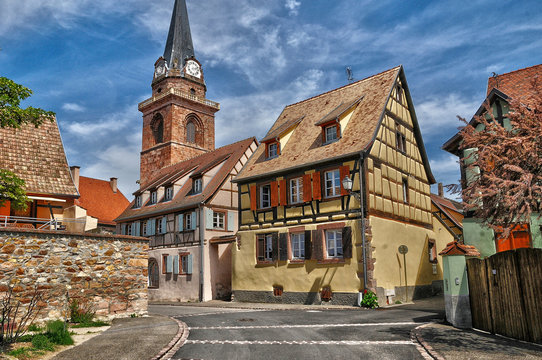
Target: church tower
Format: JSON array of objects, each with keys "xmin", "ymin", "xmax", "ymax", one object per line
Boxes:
[{"xmin": 138, "ymin": 0, "xmax": 219, "ymax": 186}]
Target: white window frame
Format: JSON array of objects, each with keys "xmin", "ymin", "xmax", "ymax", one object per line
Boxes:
[
  {"xmin": 402, "ymin": 178, "xmax": 409, "ymax": 203},
  {"xmin": 289, "ymin": 177, "xmax": 303, "ymax": 204},
  {"xmin": 213, "ymin": 211, "xmax": 225, "ymax": 229},
  {"xmin": 325, "ymin": 229, "xmax": 343, "ymax": 258},
  {"xmin": 127, "ymin": 223, "xmax": 132, "ymax": 236},
  {"xmin": 324, "ymin": 169, "xmax": 341, "ymax": 198},
  {"xmin": 150, "ymin": 191, "xmax": 157, "ymax": 204},
  {"xmin": 193, "ymin": 178, "xmax": 202, "ymax": 194},
  {"xmin": 185, "ymin": 213, "xmax": 192, "ymax": 230},
  {"xmin": 291, "ymin": 232, "xmax": 305, "ymax": 259},
  {"xmin": 268, "ymin": 143, "xmax": 278, "ymax": 158},
  {"xmin": 135, "ymin": 196, "xmax": 141, "ymax": 208},
  {"xmin": 260, "ymin": 184, "xmax": 271, "ymax": 209},
  {"xmin": 257, "ymin": 234, "xmax": 273, "ymax": 262},
  {"xmin": 325, "ymin": 125, "xmax": 338, "ymax": 143}
]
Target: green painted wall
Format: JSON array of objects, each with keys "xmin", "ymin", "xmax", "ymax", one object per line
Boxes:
[
  {"xmin": 442, "ymin": 255, "xmax": 469, "ymax": 296},
  {"xmin": 463, "ymin": 218, "xmax": 496, "ymax": 258},
  {"xmin": 530, "ymin": 213, "xmax": 542, "ymax": 249}
]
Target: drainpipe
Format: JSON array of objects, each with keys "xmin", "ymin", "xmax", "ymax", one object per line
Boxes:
[
  {"xmin": 359, "ymin": 151, "xmax": 368, "ymax": 292},
  {"xmin": 198, "ymin": 203, "xmax": 205, "ymax": 302}
]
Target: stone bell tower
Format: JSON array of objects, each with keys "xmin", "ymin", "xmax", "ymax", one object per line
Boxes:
[{"xmin": 138, "ymin": 0, "xmax": 219, "ymax": 186}]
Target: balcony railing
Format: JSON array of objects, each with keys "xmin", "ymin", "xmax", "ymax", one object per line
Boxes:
[
  {"xmin": 0, "ymin": 215, "xmax": 85, "ymax": 231},
  {"xmin": 138, "ymin": 88, "xmax": 220, "ymax": 110}
]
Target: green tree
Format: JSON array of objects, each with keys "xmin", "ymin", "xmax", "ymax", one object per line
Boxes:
[
  {"xmin": 0, "ymin": 77, "xmax": 54, "ymax": 128},
  {"xmin": 0, "ymin": 77, "xmax": 56, "ymax": 211}
]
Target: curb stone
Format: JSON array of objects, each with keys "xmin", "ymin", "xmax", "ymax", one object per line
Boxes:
[
  {"xmin": 411, "ymin": 323, "xmax": 446, "ymax": 360},
  {"xmin": 151, "ymin": 317, "xmax": 189, "ymax": 360}
]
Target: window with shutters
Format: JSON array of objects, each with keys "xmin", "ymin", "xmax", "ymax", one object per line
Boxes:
[
  {"xmin": 179, "ymin": 252, "xmax": 192, "ymax": 274},
  {"xmin": 324, "ymin": 169, "xmax": 341, "ymax": 198},
  {"xmin": 185, "ymin": 213, "xmax": 193, "ymax": 230},
  {"xmin": 162, "ymin": 254, "xmax": 170, "ymax": 274},
  {"xmin": 126, "ymin": 223, "xmax": 133, "ymax": 236},
  {"xmin": 134, "ymin": 195, "xmax": 142, "ymax": 208},
  {"xmin": 325, "ymin": 229, "xmax": 343, "ymax": 258},
  {"xmin": 213, "ymin": 211, "xmax": 225, "ymax": 229},
  {"xmin": 148, "ymin": 258, "xmax": 159, "ymax": 288},
  {"xmin": 156, "ymin": 216, "xmax": 166, "ymax": 234},
  {"xmin": 290, "ymin": 232, "xmax": 305, "ymax": 259},
  {"xmin": 149, "ymin": 190, "xmax": 157, "ymax": 205},
  {"xmin": 142, "ymin": 220, "xmax": 148, "ymax": 236},
  {"xmin": 257, "ymin": 233, "xmax": 274, "ymax": 262},
  {"xmin": 259, "ymin": 184, "xmax": 271, "ymax": 209},
  {"xmin": 289, "ymin": 177, "xmax": 303, "ymax": 204}
]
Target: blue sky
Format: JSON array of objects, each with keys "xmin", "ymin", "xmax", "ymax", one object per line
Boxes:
[{"xmin": 1, "ymin": 0, "xmax": 541, "ymax": 198}]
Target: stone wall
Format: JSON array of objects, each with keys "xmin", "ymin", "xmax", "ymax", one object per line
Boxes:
[{"xmin": 0, "ymin": 228, "xmax": 148, "ymax": 324}]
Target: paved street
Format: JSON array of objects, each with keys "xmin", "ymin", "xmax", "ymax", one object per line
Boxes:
[{"xmin": 149, "ymin": 300, "xmax": 444, "ymax": 359}]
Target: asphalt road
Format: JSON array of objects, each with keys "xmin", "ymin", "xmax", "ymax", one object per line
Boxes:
[{"xmin": 149, "ymin": 301, "xmax": 444, "ymax": 360}]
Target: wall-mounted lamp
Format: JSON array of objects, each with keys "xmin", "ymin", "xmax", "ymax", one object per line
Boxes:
[{"xmin": 342, "ymin": 175, "xmax": 361, "ymax": 201}]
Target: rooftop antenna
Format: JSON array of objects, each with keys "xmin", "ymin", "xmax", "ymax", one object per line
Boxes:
[{"xmin": 346, "ymin": 67, "xmax": 354, "ymax": 83}]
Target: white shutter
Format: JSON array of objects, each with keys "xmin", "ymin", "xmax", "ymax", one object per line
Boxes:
[
  {"xmin": 121, "ymin": 223, "xmax": 126, "ymax": 235},
  {"xmin": 191, "ymin": 212, "xmax": 197, "ymax": 230},
  {"xmin": 186, "ymin": 254, "xmax": 193, "ymax": 274},
  {"xmin": 227, "ymin": 211, "xmax": 235, "ymax": 231},
  {"xmin": 133, "ymin": 221, "xmax": 140, "ymax": 236},
  {"xmin": 205, "ymin": 208, "xmax": 214, "ymax": 230},
  {"xmin": 161, "ymin": 217, "xmax": 167, "ymax": 234},
  {"xmin": 166, "ymin": 255, "xmax": 173, "ymax": 273}
]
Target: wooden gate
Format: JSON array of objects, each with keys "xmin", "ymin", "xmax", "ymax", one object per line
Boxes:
[{"xmin": 466, "ymin": 248, "xmax": 542, "ymax": 343}]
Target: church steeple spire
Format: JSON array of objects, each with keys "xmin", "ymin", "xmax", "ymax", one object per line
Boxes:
[{"xmin": 163, "ymin": 0, "xmax": 194, "ymax": 72}]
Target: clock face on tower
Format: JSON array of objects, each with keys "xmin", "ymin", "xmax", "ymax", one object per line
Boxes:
[{"xmin": 185, "ymin": 60, "xmax": 201, "ymax": 78}]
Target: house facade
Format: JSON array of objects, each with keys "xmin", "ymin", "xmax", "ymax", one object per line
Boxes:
[
  {"xmin": 232, "ymin": 66, "xmax": 449, "ymax": 305},
  {"xmin": 115, "ymin": 0, "xmax": 258, "ymax": 302},
  {"xmin": 0, "ymin": 118, "xmax": 79, "ymax": 228},
  {"xmin": 442, "ymin": 64, "xmax": 542, "ymax": 257}
]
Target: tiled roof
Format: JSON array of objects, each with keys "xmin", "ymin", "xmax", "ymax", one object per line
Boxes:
[
  {"xmin": 487, "ymin": 64, "xmax": 542, "ymax": 101},
  {"xmin": 116, "ymin": 137, "xmax": 256, "ymax": 221},
  {"xmin": 431, "ymin": 194, "xmax": 463, "ymax": 229},
  {"xmin": 439, "ymin": 241, "xmax": 480, "ymax": 257},
  {"xmin": 0, "ymin": 119, "xmax": 78, "ymax": 197},
  {"xmin": 235, "ymin": 66, "xmax": 403, "ymax": 182},
  {"xmin": 75, "ymin": 176, "xmax": 130, "ymax": 225}
]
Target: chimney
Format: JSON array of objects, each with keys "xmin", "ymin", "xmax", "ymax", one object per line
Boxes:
[
  {"xmin": 70, "ymin": 166, "xmax": 80, "ymax": 190},
  {"xmin": 110, "ymin": 177, "xmax": 118, "ymax": 193},
  {"xmin": 438, "ymin": 183, "xmax": 444, "ymax": 197}
]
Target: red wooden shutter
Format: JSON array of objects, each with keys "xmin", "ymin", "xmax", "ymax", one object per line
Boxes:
[
  {"xmin": 312, "ymin": 172, "xmax": 321, "ymax": 200},
  {"xmin": 339, "ymin": 165, "xmax": 350, "ymax": 196},
  {"xmin": 279, "ymin": 179, "xmax": 287, "ymax": 206},
  {"xmin": 302, "ymin": 174, "xmax": 312, "ymax": 202},
  {"xmin": 250, "ymin": 185, "xmax": 257, "ymax": 211},
  {"xmin": 271, "ymin": 181, "xmax": 279, "ymax": 207},
  {"xmin": 336, "ymin": 123, "xmax": 341, "ymax": 139}
]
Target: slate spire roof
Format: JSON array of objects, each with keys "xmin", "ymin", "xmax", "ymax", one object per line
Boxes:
[{"xmin": 163, "ymin": 0, "xmax": 195, "ymax": 71}]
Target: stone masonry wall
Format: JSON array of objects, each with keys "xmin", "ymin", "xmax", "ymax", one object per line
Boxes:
[{"xmin": 0, "ymin": 228, "xmax": 148, "ymax": 324}]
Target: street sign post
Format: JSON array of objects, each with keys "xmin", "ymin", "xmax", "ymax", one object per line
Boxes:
[{"xmin": 398, "ymin": 245, "xmax": 408, "ymax": 302}]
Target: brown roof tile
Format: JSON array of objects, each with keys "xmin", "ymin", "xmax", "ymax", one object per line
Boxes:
[
  {"xmin": 75, "ymin": 176, "xmax": 130, "ymax": 225},
  {"xmin": 116, "ymin": 137, "xmax": 257, "ymax": 221},
  {"xmin": 0, "ymin": 119, "xmax": 78, "ymax": 197},
  {"xmin": 487, "ymin": 64, "xmax": 542, "ymax": 101},
  {"xmin": 431, "ymin": 194, "xmax": 463, "ymax": 229},
  {"xmin": 439, "ymin": 241, "xmax": 480, "ymax": 257},
  {"xmin": 236, "ymin": 66, "xmax": 422, "ymax": 182}
]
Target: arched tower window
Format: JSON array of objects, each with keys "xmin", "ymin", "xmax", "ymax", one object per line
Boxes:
[
  {"xmin": 185, "ymin": 114, "xmax": 203, "ymax": 147},
  {"xmin": 186, "ymin": 121, "xmax": 196, "ymax": 143},
  {"xmin": 151, "ymin": 113, "xmax": 164, "ymax": 145},
  {"xmin": 148, "ymin": 258, "xmax": 159, "ymax": 288}
]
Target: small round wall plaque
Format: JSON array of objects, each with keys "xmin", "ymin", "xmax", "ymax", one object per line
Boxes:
[{"xmin": 398, "ymin": 245, "xmax": 408, "ymax": 254}]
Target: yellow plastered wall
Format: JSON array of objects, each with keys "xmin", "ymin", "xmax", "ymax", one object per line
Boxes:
[
  {"xmin": 368, "ymin": 79, "xmax": 432, "ymax": 225},
  {"xmin": 232, "ymin": 219, "xmax": 363, "ymax": 293},
  {"xmin": 369, "ymin": 216, "xmax": 444, "ymax": 291}
]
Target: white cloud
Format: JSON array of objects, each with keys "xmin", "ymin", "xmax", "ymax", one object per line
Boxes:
[
  {"xmin": 64, "ymin": 105, "xmax": 137, "ymax": 137},
  {"xmin": 285, "ymin": 0, "xmax": 301, "ymax": 16},
  {"xmin": 416, "ymin": 94, "xmax": 478, "ymax": 136},
  {"xmin": 62, "ymin": 103, "xmax": 85, "ymax": 112},
  {"xmin": 429, "ymin": 154, "xmax": 462, "ymax": 199}
]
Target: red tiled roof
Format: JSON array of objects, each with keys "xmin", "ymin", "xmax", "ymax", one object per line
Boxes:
[
  {"xmin": 116, "ymin": 137, "xmax": 257, "ymax": 221},
  {"xmin": 487, "ymin": 64, "xmax": 542, "ymax": 101},
  {"xmin": 75, "ymin": 176, "xmax": 130, "ymax": 225},
  {"xmin": 236, "ymin": 66, "xmax": 435, "ymax": 183},
  {"xmin": 439, "ymin": 241, "xmax": 480, "ymax": 257},
  {"xmin": 0, "ymin": 118, "xmax": 78, "ymax": 197}
]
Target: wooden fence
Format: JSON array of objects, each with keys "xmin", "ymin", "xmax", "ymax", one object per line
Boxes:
[{"xmin": 466, "ymin": 248, "xmax": 542, "ymax": 343}]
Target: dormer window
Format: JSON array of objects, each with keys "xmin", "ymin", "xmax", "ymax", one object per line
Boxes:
[
  {"xmin": 150, "ymin": 190, "xmax": 157, "ymax": 205},
  {"xmin": 135, "ymin": 195, "xmax": 142, "ymax": 208},
  {"xmin": 193, "ymin": 178, "xmax": 202, "ymax": 194},
  {"xmin": 266, "ymin": 142, "xmax": 279, "ymax": 159},
  {"xmin": 164, "ymin": 186, "xmax": 174, "ymax": 201},
  {"xmin": 324, "ymin": 124, "xmax": 339, "ymax": 143}
]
